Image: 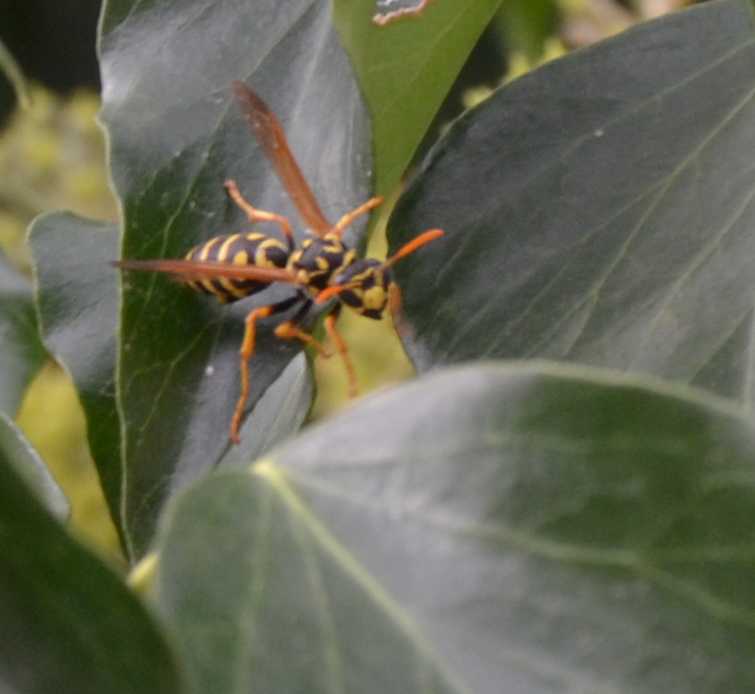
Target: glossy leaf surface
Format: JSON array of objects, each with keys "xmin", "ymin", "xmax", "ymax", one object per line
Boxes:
[
  {"xmin": 98, "ymin": 0, "xmax": 369, "ymax": 555},
  {"xmin": 334, "ymin": 0, "xmax": 504, "ymax": 195},
  {"xmin": 156, "ymin": 362, "xmax": 755, "ymax": 693},
  {"xmin": 389, "ymin": 0, "xmax": 755, "ymax": 403},
  {"xmin": 29, "ymin": 214, "xmax": 122, "ymax": 538},
  {"xmin": 0, "ymin": 417, "xmax": 181, "ymax": 694},
  {"xmin": 0, "ymin": 250, "xmax": 45, "ymax": 416}
]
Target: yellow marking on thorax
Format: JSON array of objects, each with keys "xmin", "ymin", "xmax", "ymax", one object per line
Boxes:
[{"xmin": 336, "ymin": 249, "xmax": 358, "ymax": 275}]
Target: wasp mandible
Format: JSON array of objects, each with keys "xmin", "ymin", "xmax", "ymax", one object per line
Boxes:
[{"xmin": 115, "ymin": 81, "xmax": 443, "ymax": 444}]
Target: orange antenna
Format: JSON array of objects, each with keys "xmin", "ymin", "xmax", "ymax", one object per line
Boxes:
[{"xmin": 383, "ymin": 228, "xmax": 444, "ymax": 268}]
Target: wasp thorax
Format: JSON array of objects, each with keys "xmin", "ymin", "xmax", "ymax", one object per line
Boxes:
[
  {"xmin": 333, "ymin": 258, "xmax": 392, "ymax": 320},
  {"xmin": 287, "ymin": 235, "xmax": 356, "ymax": 291}
]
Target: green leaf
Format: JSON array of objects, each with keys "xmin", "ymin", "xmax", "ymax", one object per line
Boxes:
[
  {"xmin": 0, "ymin": 418, "xmax": 181, "ymax": 694},
  {"xmin": 220, "ymin": 353, "xmax": 314, "ymax": 468},
  {"xmin": 0, "ymin": 250, "xmax": 46, "ymax": 416},
  {"xmin": 333, "ymin": 0, "xmax": 504, "ymax": 196},
  {"xmin": 389, "ymin": 0, "xmax": 755, "ymax": 403},
  {"xmin": 155, "ymin": 362, "xmax": 755, "ymax": 692},
  {"xmin": 28, "ymin": 214, "xmax": 124, "ymax": 545},
  {"xmin": 0, "ymin": 413, "xmax": 68, "ymax": 520},
  {"xmin": 99, "ymin": 0, "xmax": 369, "ymax": 555}
]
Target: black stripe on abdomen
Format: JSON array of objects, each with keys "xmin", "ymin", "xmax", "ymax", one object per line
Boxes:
[{"xmin": 184, "ymin": 232, "xmax": 290, "ymax": 304}]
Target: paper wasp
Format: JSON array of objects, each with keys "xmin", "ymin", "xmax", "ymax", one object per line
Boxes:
[{"xmin": 115, "ymin": 82, "xmax": 442, "ymax": 445}]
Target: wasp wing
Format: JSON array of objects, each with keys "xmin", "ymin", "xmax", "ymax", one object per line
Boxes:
[
  {"xmin": 113, "ymin": 258, "xmax": 298, "ymax": 285},
  {"xmin": 232, "ymin": 81, "xmax": 332, "ymax": 237}
]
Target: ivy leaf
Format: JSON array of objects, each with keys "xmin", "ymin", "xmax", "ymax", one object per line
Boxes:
[
  {"xmin": 98, "ymin": 0, "xmax": 371, "ymax": 555},
  {"xmin": 220, "ymin": 353, "xmax": 314, "ymax": 468},
  {"xmin": 0, "ymin": 415, "xmax": 181, "ymax": 694},
  {"xmin": 154, "ymin": 362, "xmax": 755, "ymax": 693},
  {"xmin": 0, "ymin": 250, "xmax": 45, "ymax": 416},
  {"xmin": 333, "ymin": 0, "xmax": 504, "ymax": 196},
  {"xmin": 28, "ymin": 214, "xmax": 124, "ymax": 545},
  {"xmin": 0, "ymin": 413, "xmax": 67, "ymax": 520},
  {"xmin": 389, "ymin": 0, "xmax": 755, "ymax": 403}
]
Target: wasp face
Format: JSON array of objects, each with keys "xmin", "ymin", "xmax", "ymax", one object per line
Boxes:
[
  {"xmin": 332, "ymin": 258, "xmax": 392, "ymax": 320},
  {"xmin": 288, "ymin": 234, "xmax": 356, "ymax": 292}
]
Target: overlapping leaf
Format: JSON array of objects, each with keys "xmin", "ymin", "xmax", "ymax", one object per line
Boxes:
[
  {"xmin": 389, "ymin": 0, "xmax": 755, "ymax": 404},
  {"xmin": 0, "ymin": 413, "xmax": 67, "ymax": 519},
  {"xmin": 29, "ymin": 214, "xmax": 123, "ymax": 542},
  {"xmin": 0, "ymin": 415, "xmax": 181, "ymax": 694},
  {"xmin": 155, "ymin": 362, "xmax": 755, "ymax": 693},
  {"xmin": 0, "ymin": 250, "xmax": 45, "ymax": 416},
  {"xmin": 333, "ymin": 0, "xmax": 504, "ymax": 196}
]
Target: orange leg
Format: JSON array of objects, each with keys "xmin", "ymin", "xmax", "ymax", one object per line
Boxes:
[
  {"xmin": 331, "ymin": 196, "xmax": 384, "ymax": 238},
  {"xmin": 230, "ymin": 295, "xmax": 301, "ymax": 444},
  {"xmin": 230, "ymin": 305, "xmax": 272, "ymax": 444},
  {"xmin": 325, "ymin": 308, "xmax": 358, "ymax": 398},
  {"xmin": 274, "ymin": 322, "xmax": 331, "ymax": 357},
  {"xmin": 224, "ymin": 179, "xmax": 294, "ymax": 244}
]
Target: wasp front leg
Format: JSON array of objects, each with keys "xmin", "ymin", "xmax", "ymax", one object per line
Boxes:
[{"xmin": 231, "ymin": 295, "xmax": 302, "ymax": 444}]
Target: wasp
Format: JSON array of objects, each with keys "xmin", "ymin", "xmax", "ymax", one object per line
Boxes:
[{"xmin": 115, "ymin": 81, "xmax": 443, "ymax": 444}]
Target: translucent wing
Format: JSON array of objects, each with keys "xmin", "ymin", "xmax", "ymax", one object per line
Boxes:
[
  {"xmin": 232, "ymin": 81, "xmax": 332, "ymax": 237},
  {"xmin": 113, "ymin": 258, "xmax": 297, "ymax": 285}
]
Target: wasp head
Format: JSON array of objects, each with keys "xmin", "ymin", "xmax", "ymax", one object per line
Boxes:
[{"xmin": 331, "ymin": 258, "xmax": 392, "ymax": 320}]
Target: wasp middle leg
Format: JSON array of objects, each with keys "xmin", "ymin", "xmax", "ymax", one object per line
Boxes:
[{"xmin": 224, "ymin": 179, "xmax": 295, "ymax": 248}]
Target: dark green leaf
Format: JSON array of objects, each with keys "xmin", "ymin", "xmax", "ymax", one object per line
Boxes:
[
  {"xmin": 0, "ymin": 420, "xmax": 181, "ymax": 694},
  {"xmin": 333, "ymin": 0, "xmax": 504, "ymax": 196},
  {"xmin": 28, "ymin": 213, "xmax": 124, "ymax": 546},
  {"xmin": 0, "ymin": 250, "xmax": 45, "ymax": 416},
  {"xmin": 155, "ymin": 362, "xmax": 755, "ymax": 693},
  {"xmin": 99, "ymin": 0, "xmax": 368, "ymax": 555},
  {"xmin": 0, "ymin": 413, "xmax": 68, "ymax": 520},
  {"xmin": 389, "ymin": 0, "xmax": 755, "ymax": 403},
  {"xmin": 220, "ymin": 353, "xmax": 314, "ymax": 468}
]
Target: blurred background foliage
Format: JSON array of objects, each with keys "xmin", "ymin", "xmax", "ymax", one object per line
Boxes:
[{"xmin": 0, "ymin": 0, "xmax": 691, "ymax": 564}]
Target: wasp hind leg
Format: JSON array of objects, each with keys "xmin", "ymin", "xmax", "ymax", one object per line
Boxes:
[
  {"xmin": 230, "ymin": 295, "xmax": 301, "ymax": 444},
  {"xmin": 224, "ymin": 179, "xmax": 295, "ymax": 249},
  {"xmin": 324, "ymin": 304, "xmax": 358, "ymax": 398}
]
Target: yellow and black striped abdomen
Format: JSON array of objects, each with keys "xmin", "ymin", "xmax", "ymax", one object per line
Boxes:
[{"xmin": 185, "ymin": 232, "xmax": 290, "ymax": 303}]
